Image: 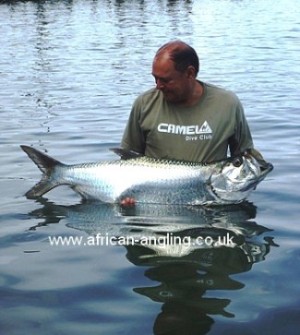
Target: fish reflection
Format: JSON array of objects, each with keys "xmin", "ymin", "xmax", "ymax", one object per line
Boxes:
[
  {"xmin": 120, "ymin": 204, "xmax": 275, "ymax": 335},
  {"xmin": 28, "ymin": 200, "xmax": 276, "ymax": 335}
]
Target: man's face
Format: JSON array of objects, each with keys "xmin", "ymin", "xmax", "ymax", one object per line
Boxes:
[{"xmin": 152, "ymin": 54, "xmax": 191, "ymax": 104}]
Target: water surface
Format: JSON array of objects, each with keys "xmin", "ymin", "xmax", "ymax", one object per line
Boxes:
[{"xmin": 0, "ymin": 0, "xmax": 299, "ymax": 334}]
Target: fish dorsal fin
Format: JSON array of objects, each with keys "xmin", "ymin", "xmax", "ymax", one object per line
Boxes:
[{"xmin": 110, "ymin": 148, "xmax": 143, "ymax": 160}]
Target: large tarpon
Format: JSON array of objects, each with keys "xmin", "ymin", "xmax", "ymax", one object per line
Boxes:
[{"xmin": 21, "ymin": 145, "xmax": 273, "ymax": 205}]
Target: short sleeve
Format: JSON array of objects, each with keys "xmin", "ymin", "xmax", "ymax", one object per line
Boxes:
[{"xmin": 121, "ymin": 98, "xmax": 146, "ymax": 154}]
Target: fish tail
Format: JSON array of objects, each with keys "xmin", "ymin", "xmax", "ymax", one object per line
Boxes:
[{"xmin": 21, "ymin": 145, "xmax": 64, "ymax": 198}]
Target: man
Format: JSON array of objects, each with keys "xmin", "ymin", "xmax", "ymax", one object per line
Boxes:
[{"xmin": 121, "ymin": 40, "xmax": 264, "ymax": 164}]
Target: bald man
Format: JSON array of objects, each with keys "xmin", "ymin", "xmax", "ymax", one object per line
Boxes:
[{"xmin": 121, "ymin": 40, "xmax": 262, "ymax": 164}]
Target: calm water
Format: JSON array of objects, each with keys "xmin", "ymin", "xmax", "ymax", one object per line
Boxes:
[{"xmin": 0, "ymin": 0, "xmax": 299, "ymax": 334}]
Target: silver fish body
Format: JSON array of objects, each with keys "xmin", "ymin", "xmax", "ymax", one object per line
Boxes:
[{"xmin": 21, "ymin": 146, "xmax": 273, "ymax": 205}]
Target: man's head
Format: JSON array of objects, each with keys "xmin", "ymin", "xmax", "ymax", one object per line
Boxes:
[{"xmin": 152, "ymin": 40, "xmax": 200, "ymax": 105}]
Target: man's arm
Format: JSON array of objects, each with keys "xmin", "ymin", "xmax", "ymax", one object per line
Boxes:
[
  {"xmin": 229, "ymin": 101, "xmax": 254, "ymax": 157},
  {"xmin": 121, "ymin": 99, "xmax": 146, "ymax": 154}
]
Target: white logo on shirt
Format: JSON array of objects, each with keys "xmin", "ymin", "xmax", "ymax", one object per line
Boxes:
[
  {"xmin": 198, "ymin": 121, "xmax": 212, "ymax": 134},
  {"xmin": 158, "ymin": 121, "xmax": 212, "ymax": 135}
]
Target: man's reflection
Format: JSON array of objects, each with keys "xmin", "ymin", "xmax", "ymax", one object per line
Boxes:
[{"xmin": 120, "ymin": 203, "xmax": 274, "ymax": 334}]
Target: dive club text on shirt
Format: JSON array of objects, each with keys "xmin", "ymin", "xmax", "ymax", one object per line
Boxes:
[{"xmin": 157, "ymin": 121, "xmax": 213, "ymax": 141}]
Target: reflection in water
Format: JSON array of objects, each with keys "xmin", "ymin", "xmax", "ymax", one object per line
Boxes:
[{"xmin": 29, "ymin": 199, "xmax": 276, "ymax": 334}]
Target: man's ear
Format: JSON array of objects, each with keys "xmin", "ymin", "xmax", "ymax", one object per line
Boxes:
[{"xmin": 186, "ymin": 65, "xmax": 196, "ymax": 79}]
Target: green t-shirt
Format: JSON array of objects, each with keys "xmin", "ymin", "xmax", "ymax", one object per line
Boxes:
[{"xmin": 121, "ymin": 81, "xmax": 254, "ymax": 163}]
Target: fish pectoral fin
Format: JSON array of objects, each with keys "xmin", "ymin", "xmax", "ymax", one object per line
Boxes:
[{"xmin": 110, "ymin": 148, "xmax": 143, "ymax": 160}]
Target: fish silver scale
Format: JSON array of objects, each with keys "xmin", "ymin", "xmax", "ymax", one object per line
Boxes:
[{"xmin": 62, "ymin": 157, "xmax": 216, "ymax": 204}]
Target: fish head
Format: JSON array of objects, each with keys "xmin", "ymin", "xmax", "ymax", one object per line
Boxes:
[{"xmin": 208, "ymin": 153, "xmax": 273, "ymax": 203}]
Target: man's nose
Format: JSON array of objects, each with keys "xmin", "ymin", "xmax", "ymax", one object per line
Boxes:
[{"xmin": 156, "ymin": 79, "xmax": 165, "ymax": 90}]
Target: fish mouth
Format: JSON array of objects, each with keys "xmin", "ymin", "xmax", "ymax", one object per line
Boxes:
[
  {"xmin": 239, "ymin": 161, "xmax": 274, "ymax": 192},
  {"xmin": 260, "ymin": 162, "xmax": 274, "ymax": 175}
]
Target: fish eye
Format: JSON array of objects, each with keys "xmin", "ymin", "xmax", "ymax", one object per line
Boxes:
[{"xmin": 232, "ymin": 157, "xmax": 243, "ymax": 167}]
